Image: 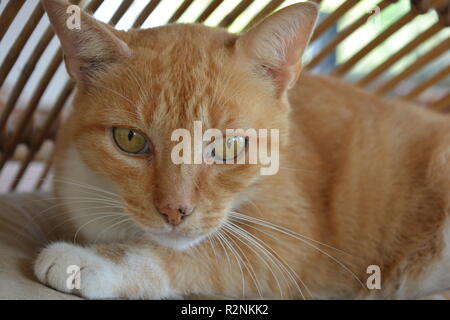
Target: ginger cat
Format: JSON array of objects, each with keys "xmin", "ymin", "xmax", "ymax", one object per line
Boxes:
[{"xmin": 34, "ymin": 0, "xmax": 450, "ymax": 299}]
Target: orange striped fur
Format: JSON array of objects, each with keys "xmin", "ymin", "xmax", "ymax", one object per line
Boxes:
[{"xmin": 33, "ymin": 0, "xmax": 450, "ymax": 299}]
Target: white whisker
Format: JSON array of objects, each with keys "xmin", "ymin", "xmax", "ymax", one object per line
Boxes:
[
  {"xmin": 229, "ymin": 211, "xmax": 366, "ymax": 290},
  {"xmin": 223, "ymin": 223, "xmax": 283, "ymax": 299},
  {"xmin": 227, "ymin": 220, "xmax": 313, "ymax": 299},
  {"xmin": 221, "ymin": 226, "xmax": 264, "ymax": 299},
  {"xmin": 216, "ymin": 232, "xmax": 246, "ymax": 298}
]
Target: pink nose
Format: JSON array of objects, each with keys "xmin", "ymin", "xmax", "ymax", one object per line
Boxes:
[{"xmin": 157, "ymin": 205, "xmax": 194, "ymax": 226}]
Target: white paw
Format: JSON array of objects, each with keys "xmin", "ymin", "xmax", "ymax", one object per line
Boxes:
[{"xmin": 34, "ymin": 242, "xmax": 120, "ymax": 299}]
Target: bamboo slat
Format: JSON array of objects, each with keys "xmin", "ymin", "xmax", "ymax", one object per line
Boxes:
[
  {"xmin": 34, "ymin": 146, "xmax": 55, "ymax": 190},
  {"xmin": 9, "ymin": 81, "xmax": 72, "ymax": 191},
  {"xmin": 307, "ymin": 0, "xmax": 391, "ymax": 69},
  {"xmin": 0, "ymin": 0, "xmax": 82, "ymax": 134},
  {"xmin": 403, "ymin": 64, "xmax": 450, "ymax": 100},
  {"xmin": 5, "ymin": 0, "xmax": 148, "ymax": 191},
  {"xmin": 86, "ymin": 0, "xmax": 104, "ymax": 13},
  {"xmin": 412, "ymin": 0, "xmax": 449, "ymax": 12},
  {"xmin": 357, "ymin": 22, "xmax": 443, "ymax": 87},
  {"xmin": 3, "ymin": 112, "xmax": 60, "ymax": 157},
  {"xmin": 0, "ymin": 4, "xmax": 45, "ymax": 88},
  {"xmin": 0, "ymin": 0, "xmax": 26, "ymax": 41},
  {"xmin": 244, "ymin": 0, "xmax": 285, "ymax": 30},
  {"xmin": 0, "ymin": 0, "xmax": 95, "ymax": 172},
  {"xmin": 132, "ymin": 0, "xmax": 162, "ymax": 28},
  {"xmin": 333, "ymin": 9, "xmax": 418, "ymax": 77},
  {"xmin": 219, "ymin": 0, "xmax": 254, "ymax": 27},
  {"xmin": 109, "ymin": 0, "xmax": 134, "ymax": 25},
  {"xmin": 432, "ymin": 92, "xmax": 450, "ymax": 111},
  {"xmin": 0, "ymin": 51, "xmax": 63, "ymax": 172},
  {"xmin": 196, "ymin": 0, "xmax": 224, "ymax": 23},
  {"xmin": 0, "ymin": 28, "xmax": 55, "ymax": 153},
  {"xmin": 311, "ymin": 0, "xmax": 360, "ymax": 41},
  {"xmin": 375, "ymin": 37, "xmax": 450, "ymax": 94},
  {"xmin": 169, "ymin": 0, "xmax": 195, "ymax": 23}
]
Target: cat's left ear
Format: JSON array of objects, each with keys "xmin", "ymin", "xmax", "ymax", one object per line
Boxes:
[
  {"xmin": 41, "ymin": 0, "xmax": 132, "ymax": 83},
  {"xmin": 236, "ymin": 2, "xmax": 319, "ymax": 95}
]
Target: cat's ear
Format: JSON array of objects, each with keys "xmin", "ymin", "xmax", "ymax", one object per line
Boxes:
[
  {"xmin": 41, "ymin": 0, "xmax": 132, "ymax": 83},
  {"xmin": 236, "ymin": 2, "xmax": 319, "ymax": 94}
]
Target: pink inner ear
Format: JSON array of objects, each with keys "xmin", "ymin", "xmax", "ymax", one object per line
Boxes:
[
  {"xmin": 261, "ymin": 57, "xmax": 302, "ymax": 94},
  {"xmin": 269, "ymin": 28, "xmax": 310, "ymax": 92},
  {"xmin": 261, "ymin": 65, "xmax": 287, "ymax": 93}
]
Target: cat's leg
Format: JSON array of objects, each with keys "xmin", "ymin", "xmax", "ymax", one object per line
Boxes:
[
  {"xmin": 34, "ymin": 239, "xmax": 285, "ymax": 299},
  {"xmin": 34, "ymin": 241, "xmax": 175, "ymax": 299}
]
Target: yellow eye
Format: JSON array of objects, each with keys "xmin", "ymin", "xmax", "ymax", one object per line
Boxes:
[
  {"xmin": 213, "ymin": 136, "xmax": 246, "ymax": 161},
  {"xmin": 112, "ymin": 128, "xmax": 149, "ymax": 154}
]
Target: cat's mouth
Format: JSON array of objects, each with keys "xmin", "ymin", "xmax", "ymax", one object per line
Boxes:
[
  {"xmin": 125, "ymin": 204, "xmax": 221, "ymax": 250},
  {"xmin": 146, "ymin": 228, "xmax": 206, "ymax": 250}
]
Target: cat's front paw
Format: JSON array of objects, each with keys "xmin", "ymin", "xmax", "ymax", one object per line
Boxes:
[{"xmin": 34, "ymin": 242, "xmax": 119, "ymax": 299}]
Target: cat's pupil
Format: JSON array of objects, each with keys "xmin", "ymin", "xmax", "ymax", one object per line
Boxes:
[{"xmin": 127, "ymin": 130, "xmax": 134, "ymax": 141}]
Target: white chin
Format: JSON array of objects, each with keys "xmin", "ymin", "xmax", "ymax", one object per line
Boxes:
[{"xmin": 148, "ymin": 231, "xmax": 205, "ymax": 250}]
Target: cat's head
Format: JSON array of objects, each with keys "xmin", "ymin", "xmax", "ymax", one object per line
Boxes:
[{"xmin": 43, "ymin": 0, "xmax": 318, "ymax": 249}]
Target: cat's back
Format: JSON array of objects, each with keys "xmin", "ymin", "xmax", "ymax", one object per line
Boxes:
[
  {"xmin": 288, "ymin": 72, "xmax": 448, "ymax": 160},
  {"xmin": 287, "ymin": 73, "xmax": 450, "ymax": 299},
  {"xmin": 289, "ymin": 73, "xmax": 449, "ymax": 197}
]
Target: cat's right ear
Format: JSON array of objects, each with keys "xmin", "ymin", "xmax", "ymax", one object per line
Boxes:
[
  {"xmin": 236, "ymin": 2, "xmax": 319, "ymax": 96},
  {"xmin": 41, "ymin": 0, "xmax": 132, "ymax": 83}
]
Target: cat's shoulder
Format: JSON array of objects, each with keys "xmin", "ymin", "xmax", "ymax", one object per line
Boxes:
[
  {"xmin": 290, "ymin": 72, "xmax": 448, "ymax": 123},
  {"xmin": 289, "ymin": 72, "xmax": 390, "ymax": 115}
]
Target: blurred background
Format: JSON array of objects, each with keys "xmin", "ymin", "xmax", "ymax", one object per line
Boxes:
[{"xmin": 0, "ymin": 0, "xmax": 449, "ymax": 193}]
